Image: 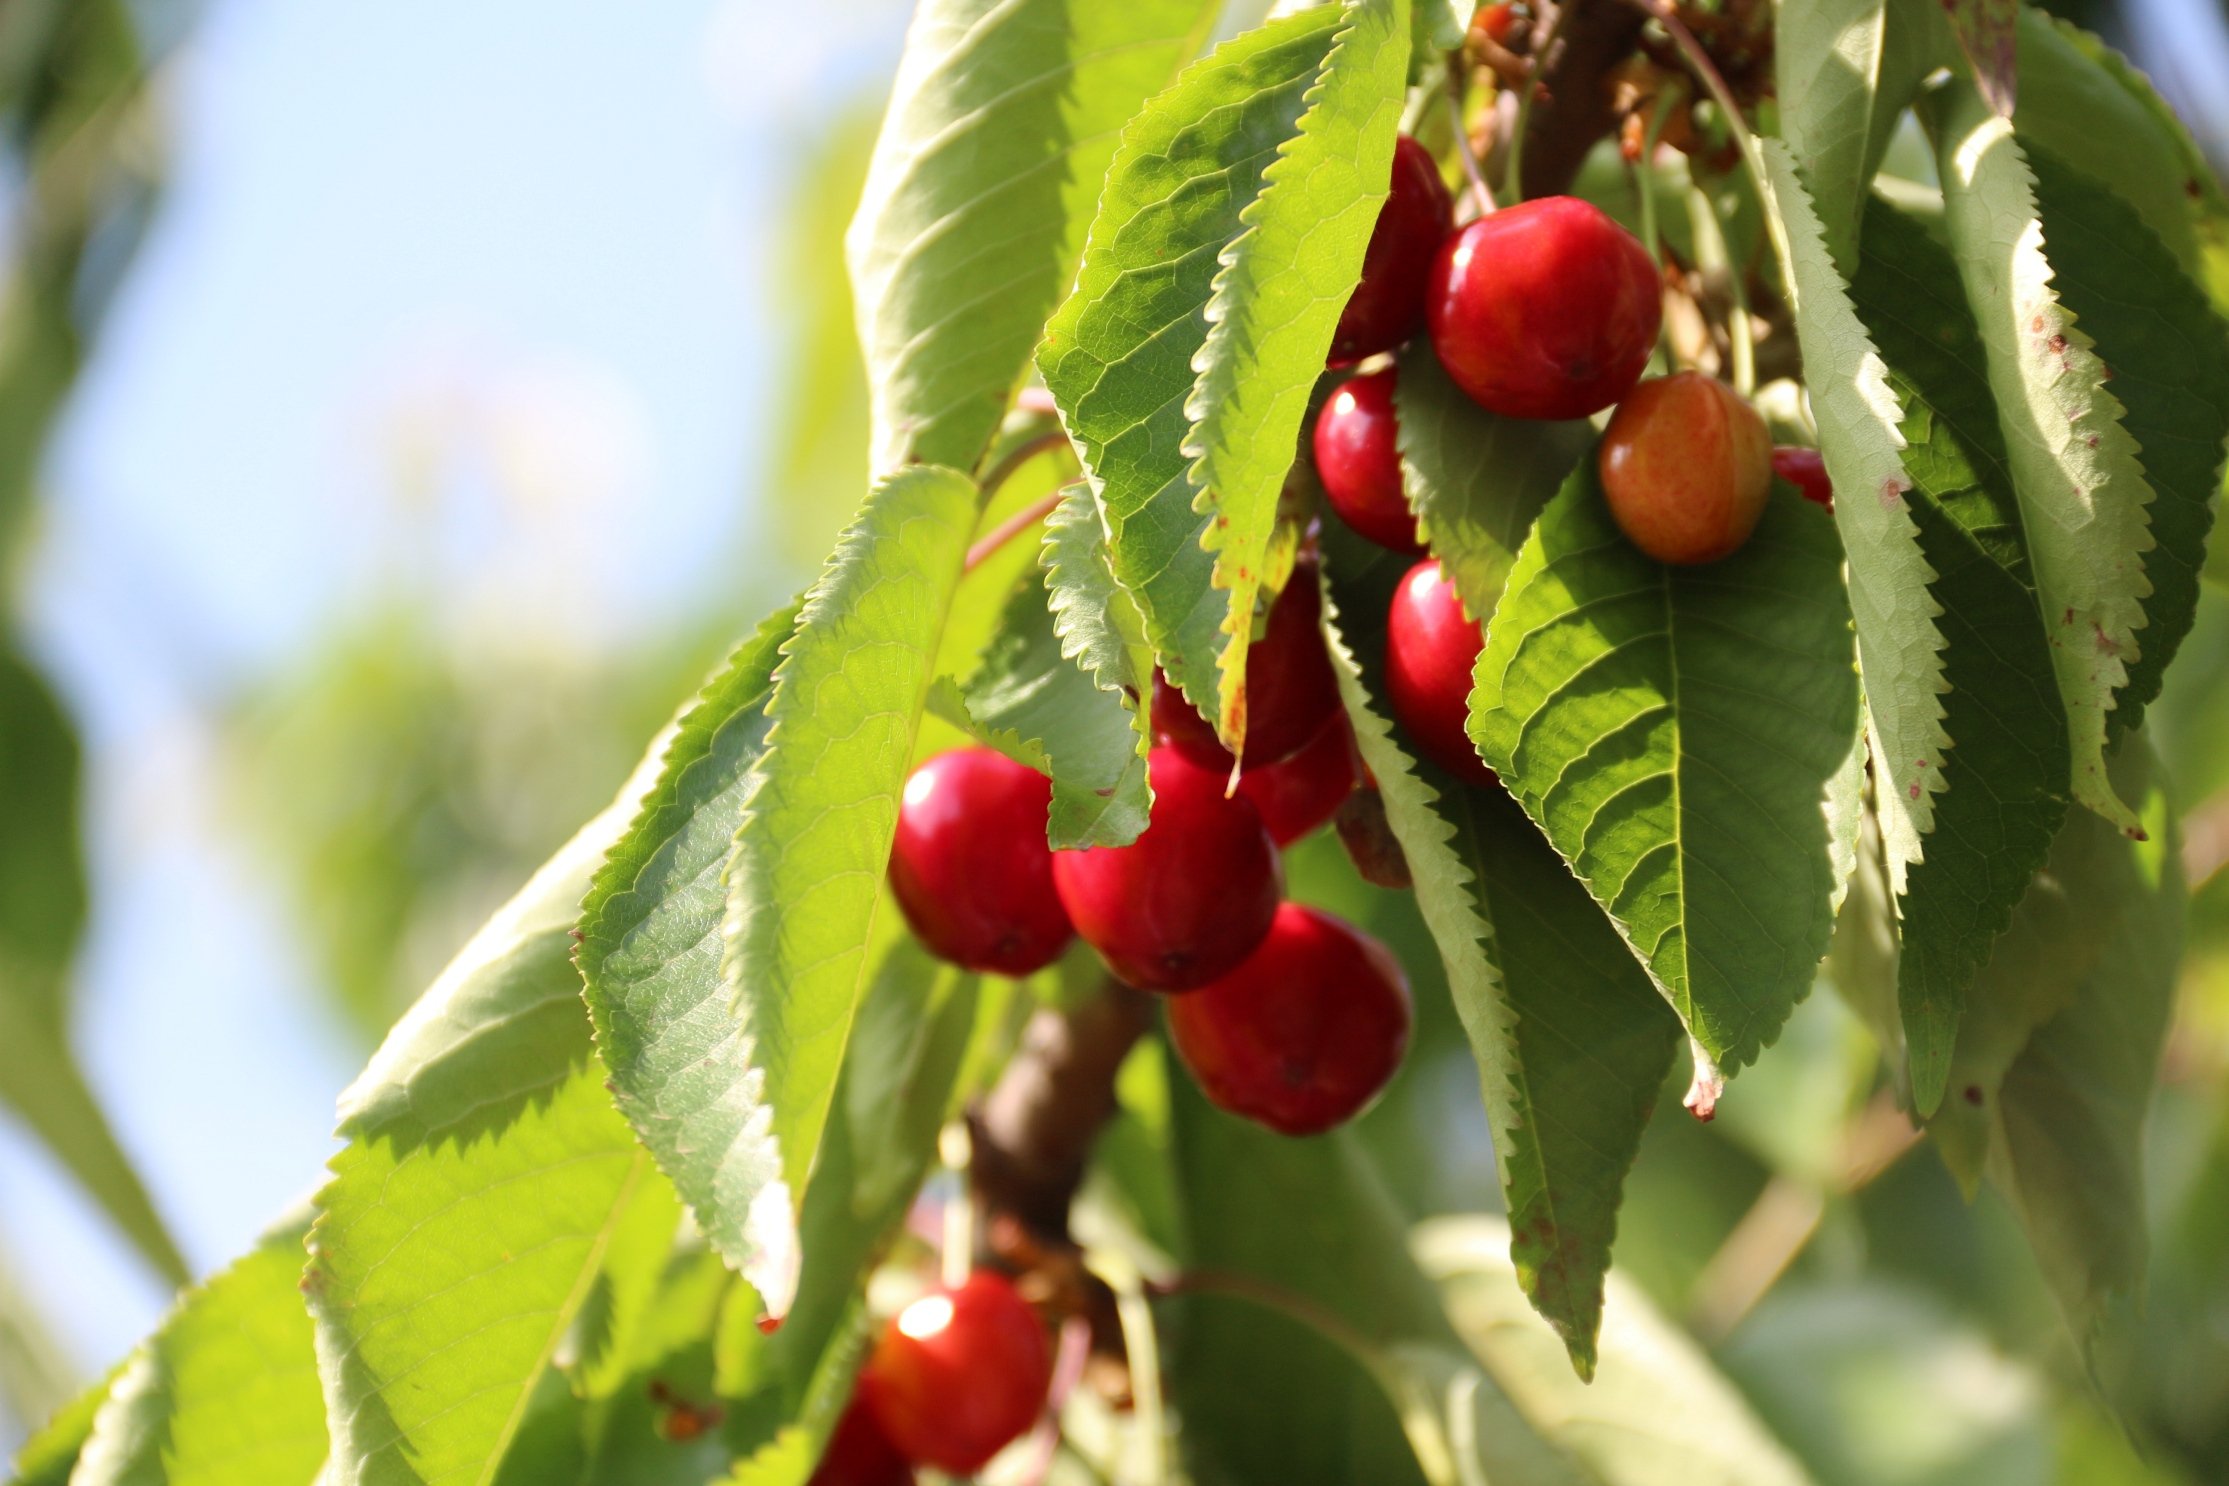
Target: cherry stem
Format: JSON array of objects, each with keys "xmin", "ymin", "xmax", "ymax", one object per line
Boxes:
[
  {"xmin": 1444, "ymin": 57, "xmax": 1496, "ymax": 216},
  {"xmin": 965, "ymin": 485, "xmax": 1066, "ymax": 573},
  {"xmin": 1620, "ymin": 0, "xmax": 1773, "ymax": 217}
]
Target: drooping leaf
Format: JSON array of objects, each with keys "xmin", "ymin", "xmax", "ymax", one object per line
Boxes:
[
  {"xmin": 68, "ymin": 1222, "xmax": 323, "ymax": 1486},
  {"xmin": 1774, "ymin": 0, "xmax": 1940, "ymax": 266},
  {"xmin": 308, "ymin": 753, "xmax": 677, "ymax": 1486},
  {"xmin": 846, "ymin": 0, "xmax": 1218, "ymax": 471},
  {"xmin": 722, "ymin": 465, "xmax": 978, "ymax": 1312},
  {"xmin": 1182, "ymin": 0, "xmax": 1410, "ymax": 745},
  {"xmin": 1846, "ymin": 196, "xmax": 2071, "ymax": 1116},
  {"xmin": 1320, "ymin": 526, "xmax": 1680, "ymax": 1380},
  {"xmin": 1469, "ymin": 470, "xmax": 1860, "ymax": 1074},
  {"xmin": 1924, "ymin": 79, "xmax": 2155, "ymax": 832},
  {"xmin": 1938, "ymin": 0, "xmax": 2017, "ymax": 116},
  {"xmin": 1042, "ymin": 482, "xmax": 1159, "ymax": 840},
  {"xmin": 2025, "ymin": 146, "xmax": 2229, "ymax": 739},
  {"xmin": 1758, "ymin": 142, "xmax": 1950, "ymax": 885},
  {"xmin": 1036, "ymin": 6, "xmax": 1342, "ymax": 734}
]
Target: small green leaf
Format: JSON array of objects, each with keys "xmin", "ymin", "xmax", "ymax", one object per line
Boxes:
[
  {"xmin": 847, "ymin": 0, "xmax": 1218, "ymax": 471},
  {"xmin": 1469, "ymin": 468, "xmax": 1861, "ymax": 1073},
  {"xmin": 1775, "ymin": 0, "xmax": 1940, "ymax": 266},
  {"xmin": 1846, "ymin": 195, "xmax": 2072, "ymax": 1116},
  {"xmin": 68, "ymin": 1223, "xmax": 324, "ymax": 1486},
  {"xmin": 1037, "ymin": 6, "xmax": 1343, "ymax": 729},
  {"xmin": 1758, "ymin": 142, "xmax": 1951, "ymax": 883},
  {"xmin": 1925, "ymin": 79, "xmax": 2155, "ymax": 832},
  {"xmin": 1183, "ymin": 0, "xmax": 1410, "ymax": 744},
  {"xmin": 723, "ymin": 465, "xmax": 978, "ymax": 1311},
  {"xmin": 1321, "ymin": 527, "xmax": 1680, "ymax": 1379}
]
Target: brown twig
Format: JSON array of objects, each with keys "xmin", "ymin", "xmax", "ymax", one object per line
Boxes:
[
  {"xmin": 965, "ymin": 486, "xmax": 1066, "ymax": 573},
  {"xmin": 1516, "ymin": 0, "xmax": 1650, "ymax": 198}
]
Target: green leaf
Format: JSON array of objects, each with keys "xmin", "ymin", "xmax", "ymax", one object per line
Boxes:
[
  {"xmin": 1924, "ymin": 79, "xmax": 2155, "ymax": 832},
  {"xmin": 722, "ymin": 465, "xmax": 978, "ymax": 1311},
  {"xmin": 1939, "ymin": 0, "xmax": 2016, "ymax": 116},
  {"xmin": 1845, "ymin": 196, "xmax": 2072, "ymax": 1116},
  {"xmin": 1042, "ymin": 482, "xmax": 1159, "ymax": 841},
  {"xmin": 930, "ymin": 537, "xmax": 1151, "ymax": 849},
  {"xmin": 1417, "ymin": 1216, "xmax": 1817, "ymax": 1486},
  {"xmin": 1037, "ymin": 6, "xmax": 1342, "ymax": 730},
  {"xmin": 572, "ymin": 1248, "xmax": 737, "ymax": 1485},
  {"xmin": 846, "ymin": 0, "xmax": 1217, "ymax": 471},
  {"xmin": 1758, "ymin": 142, "xmax": 1951, "ymax": 882},
  {"xmin": 68, "ymin": 1221, "xmax": 323, "ymax": 1486},
  {"xmin": 2025, "ymin": 146, "xmax": 2229, "ymax": 739},
  {"xmin": 308, "ymin": 757, "xmax": 674, "ymax": 1486},
  {"xmin": 7, "ymin": 1368, "xmax": 111, "ymax": 1486},
  {"xmin": 1181, "ymin": 0, "xmax": 1410, "ymax": 744},
  {"xmin": 1320, "ymin": 526, "xmax": 1681, "ymax": 1380},
  {"xmin": 1468, "ymin": 469, "xmax": 1861, "ymax": 1073},
  {"xmin": 1393, "ymin": 340, "xmax": 1593, "ymax": 617},
  {"xmin": 1774, "ymin": 0, "xmax": 1939, "ymax": 267}
]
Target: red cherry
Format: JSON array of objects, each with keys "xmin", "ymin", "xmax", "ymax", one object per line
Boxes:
[
  {"xmin": 1330, "ymin": 136, "xmax": 1455, "ymax": 366},
  {"xmin": 1426, "ymin": 197, "xmax": 1661, "ymax": 420},
  {"xmin": 810, "ymin": 1398, "xmax": 914, "ymax": 1486},
  {"xmin": 1167, "ymin": 903, "xmax": 1412, "ymax": 1136},
  {"xmin": 1152, "ymin": 558, "xmax": 1342, "ymax": 770},
  {"xmin": 1599, "ymin": 372, "xmax": 1773, "ymax": 565},
  {"xmin": 1772, "ymin": 444, "xmax": 1833, "ymax": 510},
  {"xmin": 1313, "ymin": 369, "xmax": 1422, "ymax": 553},
  {"xmin": 1238, "ymin": 715, "xmax": 1360, "ymax": 846},
  {"xmin": 1385, "ymin": 559, "xmax": 1494, "ymax": 786},
  {"xmin": 1052, "ymin": 747, "xmax": 1282, "ymax": 992},
  {"xmin": 861, "ymin": 1272, "xmax": 1050, "ymax": 1475},
  {"xmin": 889, "ymin": 749, "xmax": 1072, "ymax": 975}
]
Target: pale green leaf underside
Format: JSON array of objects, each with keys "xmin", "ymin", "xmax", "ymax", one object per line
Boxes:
[
  {"xmin": 1321, "ymin": 529, "xmax": 1678, "ymax": 1380},
  {"xmin": 1926, "ymin": 79, "xmax": 2154, "ymax": 832},
  {"xmin": 1774, "ymin": 0, "xmax": 1931, "ymax": 268},
  {"xmin": 846, "ymin": 0, "xmax": 1218, "ymax": 471},
  {"xmin": 69, "ymin": 1225, "xmax": 322, "ymax": 1486},
  {"xmin": 723, "ymin": 464, "xmax": 979, "ymax": 1311},
  {"xmin": 1470, "ymin": 470, "xmax": 1860, "ymax": 1072},
  {"xmin": 1185, "ymin": 0, "xmax": 1409, "ymax": 744},
  {"xmin": 1759, "ymin": 141, "xmax": 1949, "ymax": 886},
  {"xmin": 1040, "ymin": 482, "xmax": 1159, "ymax": 841},
  {"xmin": 310, "ymin": 750, "xmax": 674, "ymax": 1486},
  {"xmin": 1038, "ymin": 6, "xmax": 1341, "ymax": 724}
]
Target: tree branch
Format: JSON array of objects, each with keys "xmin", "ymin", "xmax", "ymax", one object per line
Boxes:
[{"xmin": 1517, "ymin": 0, "xmax": 1648, "ymax": 198}]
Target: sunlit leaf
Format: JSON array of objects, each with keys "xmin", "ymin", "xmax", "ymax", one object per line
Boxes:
[{"xmin": 1774, "ymin": 0, "xmax": 1938, "ymax": 266}]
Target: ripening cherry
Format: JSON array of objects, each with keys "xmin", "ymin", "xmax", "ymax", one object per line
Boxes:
[
  {"xmin": 1385, "ymin": 559, "xmax": 1495, "ymax": 787},
  {"xmin": 1426, "ymin": 196, "xmax": 1662, "ymax": 420},
  {"xmin": 1052, "ymin": 746, "xmax": 1282, "ymax": 992},
  {"xmin": 809, "ymin": 1397, "xmax": 914, "ymax": 1486},
  {"xmin": 861, "ymin": 1272, "xmax": 1050, "ymax": 1476},
  {"xmin": 1599, "ymin": 372, "xmax": 1773, "ymax": 565},
  {"xmin": 1167, "ymin": 902, "xmax": 1413, "ymax": 1136},
  {"xmin": 1238, "ymin": 714, "xmax": 1360, "ymax": 845},
  {"xmin": 1772, "ymin": 444, "xmax": 1833, "ymax": 511},
  {"xmin": 1153, "ymin": 558, "xmax": 1342, "ymax": 770},
  {"xmin": 889, "ymin": 748, "xmax": 1072, "ymax": 975},
  {"xmin": 1329, "ymin": 135, "xmax": 1455, "ymax": 365},
  {"xmin": 1312, "ymin": 369, "xmax": 1423, "ymax": 553}
]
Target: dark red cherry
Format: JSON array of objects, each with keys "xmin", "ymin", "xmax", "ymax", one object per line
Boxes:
[
  {"xmin": 1772, "ymin": 444, "xmax": 1833, "ymax": 510},
  {"xmin": 810, "ymin": 1397, "xmax": 914, "ymax": 1486},
  {"xmin": 1051, "ymin": 747, "xmax": 1282, "ymax": 992},
  {"xmin": 1152, "ymin": 558, "xmax": 1342, "ymax": 770},
  {"xmin": 1330, "ymin": 135, "xmax": 1455, "ymax": 365},
  {"xmin": 889, "ymin": 749, "xmax": 1072, "ymax": 975},
  {"xmin": 861, "ymin": 1272, "xmax": 1050, "ymax": 1475},
  {"xmin": 1313, "ymin": 369, "xmax": 1422, "ymax": 553},
  {"xmin": 1238, "ymin": 715, "xmax": 1359, "ymax": 845},
  {"xmin": 1167, "ymin": 903, "xmax": 1412, "ymax": 1136},
  {"xmin": 1426, "ymin": 196, "xmax": 1661, "ymax": 420},
  {"xmin": 1385, "ymin": 559, "xmax": 1494, "ymax": 786}
]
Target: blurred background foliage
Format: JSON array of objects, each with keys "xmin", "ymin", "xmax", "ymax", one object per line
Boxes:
[{"xmin": 3, "ymin": 0, "xmax": 2229, "ymax": 1481}]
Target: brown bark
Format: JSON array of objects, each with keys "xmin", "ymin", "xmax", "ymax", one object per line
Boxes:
[{"xmin": 1517, "ymin": 0, "xmax": 1649, "ymax": 199}]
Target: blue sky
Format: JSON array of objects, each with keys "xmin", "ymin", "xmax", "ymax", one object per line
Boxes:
[{"xmin": 0, "ymin": 0, "xmax": 906, "ymax": 1442}]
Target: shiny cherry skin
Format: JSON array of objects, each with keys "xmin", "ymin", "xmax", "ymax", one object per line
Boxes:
[
  {"xmin": 1153, "ymin": 558, "xmax": 1342, "ymax": 770},
  {"xmin": 1313, "ymin": 369, "xmax": 1422, "ymax": 553},
  {"xmin": 810, "ymin": 1397, "xmax": 914, "ymax": 1486},
  {"xmin": 1052, "ymin": 747, "xmax": 1282, "ymax": 992},
  {"xmin": 1238, "ymin": 714, "xmax": 1360, "ymax": 845},
  {"xmin": 861, "ymin": 1271, "xmax": 1050, "ymax": 1475},
  {"xmin": 889, "ymin": 749, "xmax": 1072, "ymax": 975},
  {"xmin": 1599, "ymin": 372, "xmax": 1773, "ymax": 565},
  {"xmin": 1386, "ymin": 559, "xmax": 1495, "ymax": 786},
  {"xmin": 1426, "ymin": 196, "xmax": 1661, "ymax": 420},
  {"xmin": 1329, "ymin": 135, "xmax": 1455, "ymax": 365},
  {"xmin": 1167, "ymin": 902, "xmax": 1413, "ymax": 1136},
  {"xmin": 1771, "ymin": 444, "xmax": 1833, "ymax": 511}
]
